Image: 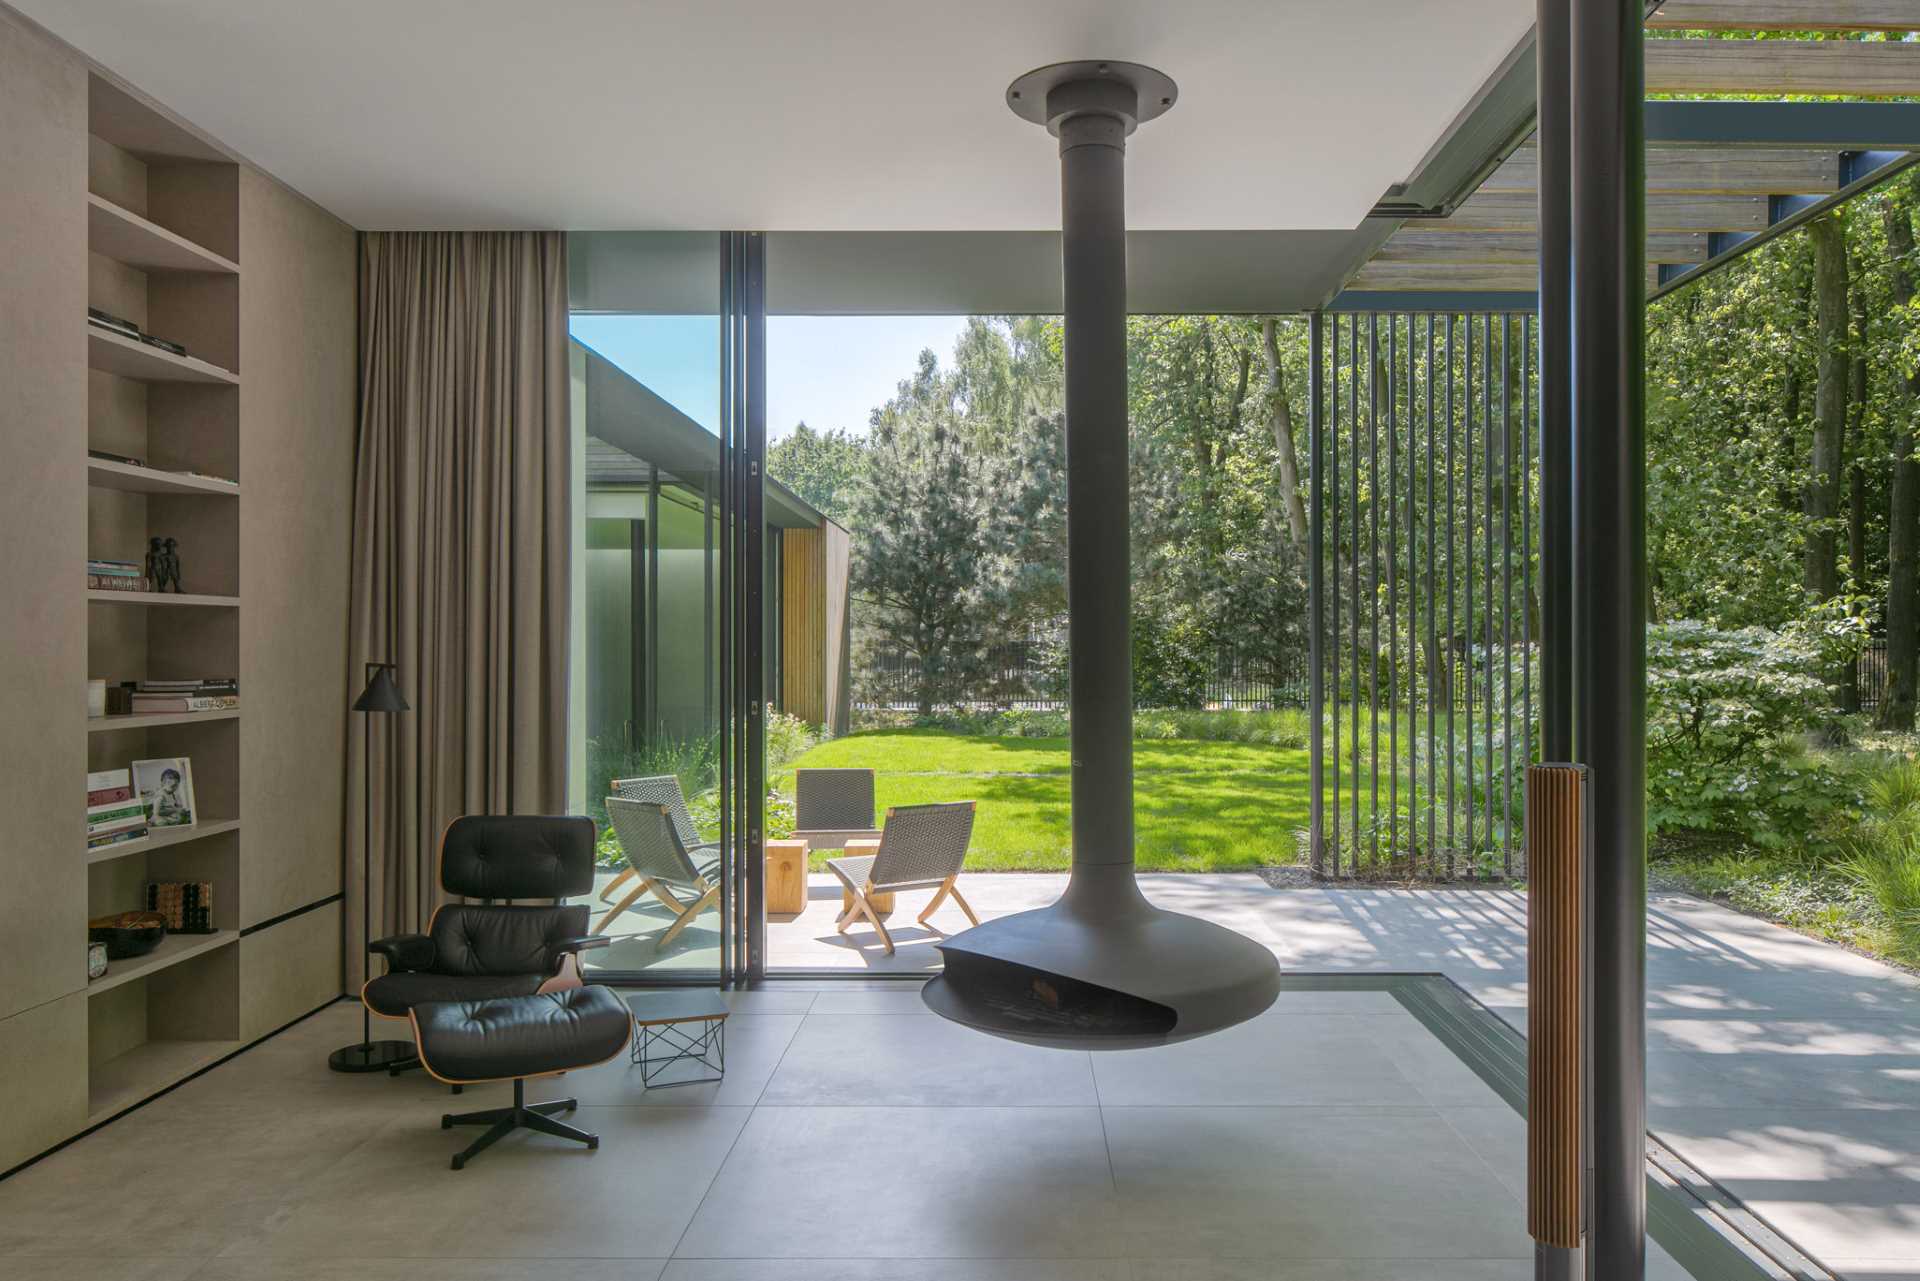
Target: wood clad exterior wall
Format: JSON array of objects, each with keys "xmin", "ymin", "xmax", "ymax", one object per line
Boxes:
[
  {"xmin": 1527, "ymin": 764, "xmax": 1589, "ymax": 1250},
  {"xmin": 783, "ymin": 527, "xmax": 826, "ymax": 727},
  {"xmin": 821, "ymin": 521, "xmax": 852, "ymax": 736},
  {"xmin": 779, "ymin": 524, "xmax": 852, "ymax": 735}
]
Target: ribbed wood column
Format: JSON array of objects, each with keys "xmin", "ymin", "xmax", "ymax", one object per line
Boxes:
[{"xmin": 1527, "ymin": 763, "xmax": 1588, "ymax": 1250}]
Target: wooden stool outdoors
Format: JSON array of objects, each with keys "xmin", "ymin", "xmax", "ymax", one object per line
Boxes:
[{"xmin": 765, "ymin": 838, "xmax": 809, "ymax": 915}]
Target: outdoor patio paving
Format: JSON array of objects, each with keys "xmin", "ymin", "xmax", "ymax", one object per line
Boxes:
[{"xmin": 584, "ymin": 867, "xmax": 1920, "ymax": 1277}]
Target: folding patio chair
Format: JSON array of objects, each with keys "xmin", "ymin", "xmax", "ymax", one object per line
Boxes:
[
  {"xmin": 598, "ymin": 774, "xmax": 716, "ymax": 905},
  {"xmin": 598, "ymin": 796, "xmax": 721, "ymax": 949},
  {"xmin": 826, "ymin": 801, "xmax": 978, "ymax": 954},
  {"xmin": 793, "ymin": 767, "xmax": 881, "ymax": 849}
]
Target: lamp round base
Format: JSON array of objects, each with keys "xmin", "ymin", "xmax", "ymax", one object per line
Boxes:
[{"xmin": 328, "ymin": 1040, "xmax": 417, "ymax": 1073}]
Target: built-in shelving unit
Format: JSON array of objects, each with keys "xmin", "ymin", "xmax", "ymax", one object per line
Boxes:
[
  {"xmin": 86, "ymin": 590, "xmax": 239, "ymax": 608},
  {"xmin": 89, "ymin": 709, "xmax": 240, "ymax": 733},
  {"xmin": 83, "ymin": 74, "xmax": 246, "ymax": 1126},
  {"xmin": 87, "ymin": 457, "xmax": 238, "ymax": 496},
  {"xmin": 87, "ymin": 817, "xmax": 239, "ymax": 865},
  {"xmin": 87, "ymin": 1037, "xmax": 240, "ymax": 1125},
  {"xmin": 86, "ymin": 930, "xmax": 236, "ymax": 997},
  {"xmin": 86, "ymin": 325, "xmax": 238, "ymax": 385},
  {"xmin": 87, "ymin": 193, "xmax": 239, "ymax": 275}
]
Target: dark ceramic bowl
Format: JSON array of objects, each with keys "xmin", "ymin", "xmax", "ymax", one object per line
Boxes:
[{"xmin": 88, "ymin": 910, "xmax": 167, "ymax": 960}]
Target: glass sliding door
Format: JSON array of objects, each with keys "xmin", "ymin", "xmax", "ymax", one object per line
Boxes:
[{"xmin": 568, "ymin": 231, "xmax": 763, "ymax": 983}]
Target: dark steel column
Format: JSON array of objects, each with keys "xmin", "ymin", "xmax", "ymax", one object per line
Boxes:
[
  {"xmin": 1309, "ymin": 313, "xmax": 1326, "ymax": 873},
  {"xmin": 1059, "ymin": 104, "xmax": 1135, "ymax": 873},
  {"xmin": 1538, "ymin": 0, "xmax": 1575, "ymax": 764},
  {"xmin": 1571, "ymin": 0, "xmax": 1648, "ymax": 1277}
]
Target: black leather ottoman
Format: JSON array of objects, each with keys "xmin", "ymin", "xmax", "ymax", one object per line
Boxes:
[{"xmin": 410, "ymin": 985, "xmax": 633, "ymax": 1169}]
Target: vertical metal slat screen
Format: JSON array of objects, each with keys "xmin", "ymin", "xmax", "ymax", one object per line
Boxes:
[{"xmin": 1310, "ymin": 310, "xmax": 1539, "ymax": 879}]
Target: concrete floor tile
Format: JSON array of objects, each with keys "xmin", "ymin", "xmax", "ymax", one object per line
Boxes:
[
  {"xmin": 187, "ymin": 1263, "xmax": 666, "ymax": 1281},
  {"xmin": 1101, "ymin": 1106, "xmax": 1534, "ymax": 1260},
  {"xmin": 223, "ymin": 1105, "xmax": 748, "ymax": 1259},
  {"xmin": 674, "ymin": 1106, "xmax": 1122, "ymax": 1259},
  {"xmin": 759, "ymin": 1014, "xmax": 1097, "ymax": 1107},
  {"xmin": 1090, "ymin": 1012, "xmax": 1446, "ymax": 1107}
]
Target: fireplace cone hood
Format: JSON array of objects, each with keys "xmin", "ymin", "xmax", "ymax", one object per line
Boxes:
[{"xmin": 921, "ymin": 62, "xmax": 1281, "ymax": 1049}]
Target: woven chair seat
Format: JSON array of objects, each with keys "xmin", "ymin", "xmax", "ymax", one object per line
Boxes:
[{"xmin": 825, "ymin": 852, "xmax": 947, "ymax": 894}]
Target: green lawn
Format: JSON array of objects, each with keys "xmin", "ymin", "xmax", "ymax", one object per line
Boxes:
[{"xmin": 774, "ymin": 729, "xmax": 1311, "ymax": 871}]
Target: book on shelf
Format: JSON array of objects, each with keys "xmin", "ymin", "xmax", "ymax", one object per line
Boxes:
[
  {"xmin": 88, "ymin": 827, "xmax": 147, "ymax": 851},
  {"xmin": 88, "ymin": 817, "xmax": 148, "ymax": 842},
  {"xmin": 87, "ymin": 574, "xmax": 152, "ymax": 592},
  {"xmin": 86, "ymin": 307, "xmax": 140, "ymax": 340},
  {"xmin": 133, "ymin": 678, "xmax": 237, "ymax": 693},
  {"xmin": 87, "ymin": 768, "xmax": 131, "ymax": 794},
  {"xmin": 87, "ymin": 784, "xmax": 132, "ymax": 806},
  {"xmin": 88, "ymin": 561, "xmax": 143, "ymax": 575},
  {"xmin": 87, "ymin": 798, "xmax": 146, "ymax": 823},
  {"xmin": 127, "ymin": 694, "xmax": 238, "ymax": 713},
  {"xmin": 87, "ymin": 448, "xmax": 146, "ymax": 468}
]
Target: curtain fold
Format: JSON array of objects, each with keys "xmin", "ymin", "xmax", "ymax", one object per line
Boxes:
[{"xmin": 346, "ymin": 231, "xmax": 570, "ymax": 982}]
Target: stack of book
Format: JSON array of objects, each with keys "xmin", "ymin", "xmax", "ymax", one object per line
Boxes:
[
  {"xmin": 87, "ymin": 769, "xmax": 148, "ymax": 852},
  {"xmin": 88, "ymin": 559, "xmax": 149, "ymax": 592},
  {"xmin": 129, "ymin": 679, "xmax": 238, "ymax": 714}
]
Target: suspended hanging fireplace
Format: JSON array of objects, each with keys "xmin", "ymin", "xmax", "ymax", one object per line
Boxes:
[{"xmin": 921, "ymin": 61, "xmax": 1282, "ymax": 1049}]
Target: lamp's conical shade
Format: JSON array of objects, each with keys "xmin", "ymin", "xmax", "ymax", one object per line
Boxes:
[{"xmin": 352, "ymin": 664, "xmax": 409, "ymax": 713}]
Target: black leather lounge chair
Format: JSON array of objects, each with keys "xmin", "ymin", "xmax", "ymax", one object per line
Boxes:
[{"xmin": 361, "ymin": 815, "xmax": 608, "ymax": 1066}]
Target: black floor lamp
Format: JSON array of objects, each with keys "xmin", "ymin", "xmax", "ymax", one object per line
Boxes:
[{"xmin": 329, "ymin": 661, "xmax": 417, "ymax": 1072}]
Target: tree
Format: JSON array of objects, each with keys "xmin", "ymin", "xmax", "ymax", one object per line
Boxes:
[
  {"xmin": 848, "ymin": 353, "xmax": 1006, "ymax": 715},
  {"xmin": 1882, "ymin": 188, "xmax": 1920, "ymax": 730},
  {"xmin": 767, "ymin": 422, "xmax": 867, "ymax": 527},
  {"xmin": 1807, "ymin": 213, "xmax": 1849, "ymax": 604}
]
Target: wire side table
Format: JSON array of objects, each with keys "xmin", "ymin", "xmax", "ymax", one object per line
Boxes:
[{"xmin": 628, "ymin": 988, "xmax": 729, "ymax": 1088}]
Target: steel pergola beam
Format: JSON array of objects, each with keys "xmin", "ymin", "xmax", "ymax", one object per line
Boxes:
[{"xmin": 1646, "ymin": 100, "xmax": 1920, "ymax": 150}]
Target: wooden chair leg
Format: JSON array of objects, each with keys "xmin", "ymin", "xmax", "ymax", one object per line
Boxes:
[
  {"xmin": 917, "ymin": 878, "xmax": 955, "ymax": 925},
  {"xmin": 593, "ymin": 882, "xmax": 649, "ymax": 933},
  {"xmin": 598, "ymin": 865, "xmax": 637, "ymax": 904},
  {"xmin": 659, "ymin": 883, "xmax": 720, "ymax": 948},
  {"xmin": 947, "ymin": 882, "xmax": 981, "ymax": 927},
  {"xmin": 859, "ymin": 883, "xmax": 896, "ymax": 954}
]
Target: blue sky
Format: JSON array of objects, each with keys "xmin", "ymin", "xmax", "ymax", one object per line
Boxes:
[{"xmin": 570, "ymin": 313, "xmax": 969, "ymax": 442}]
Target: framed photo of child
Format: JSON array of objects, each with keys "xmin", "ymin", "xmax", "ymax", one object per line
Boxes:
[{"xmin": 132, "ymin": 757, "xmax": 196, "ymax": 830}]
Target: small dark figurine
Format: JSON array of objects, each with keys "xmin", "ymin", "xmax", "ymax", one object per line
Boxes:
[{"xmin": 146, "ymin": 536, "xmax": 184, "ymax": 594}]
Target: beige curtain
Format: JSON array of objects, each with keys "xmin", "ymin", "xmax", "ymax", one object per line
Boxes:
[{"xmin": 345, "ymin": 232, "xmax": 570, "ymax": 981}]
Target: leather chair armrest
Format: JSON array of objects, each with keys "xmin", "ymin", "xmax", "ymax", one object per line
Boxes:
[
  {"xmin": 368, "ymin": 933, "xmax": 435, "ymax": 973},
  {"xmin": 547, "ymin": 935, "xmax": 611, "ymax": 976}
]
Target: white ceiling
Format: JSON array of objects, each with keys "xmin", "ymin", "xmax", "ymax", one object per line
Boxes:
[{"xmin": 18, "ymin": 0, "xmax": 1534, "ymax": 232}]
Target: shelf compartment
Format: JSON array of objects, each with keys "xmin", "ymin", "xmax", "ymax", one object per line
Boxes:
[
  {"xmin": 87, "ymin": 458, "xmax": 238, "ymax": 496},
  {"xmin": 87, "ymin": 194, "xmax": 239, "ymax": 275},
  {"xmin": 86, "ymin": 929, "xmax": 235, "ymax": 996},
  {"xmin": 87, "ymin": 325, "xmax": 238, "ymax": 386},
  {"xmin": 86, "ymin": 589, "xmax": 239, "ymax": 608},
  {"xmin": 89, "ymin": 708, "xmax": 239, "ymax": 732},
  {"xmin": 86, "ymin": 817, "xmax": 239, "ymax": 865},
  {"xmin": 86, "ymin": 1037, "xmax": 241, "ymax": 1125}
]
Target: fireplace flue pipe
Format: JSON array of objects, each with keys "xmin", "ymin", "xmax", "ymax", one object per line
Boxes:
[{"xmin": 920, "ymin": 62, "xmax": 1280, "ymax": 1049}]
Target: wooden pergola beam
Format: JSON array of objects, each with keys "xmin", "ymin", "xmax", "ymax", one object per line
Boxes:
[
  {"xmin": 1648, "ymin": 1, "xmax": 1920, "ymax": 33},
  {"xmin": 1430, "ymin": 191, "xmax": 1768, "ymax": 233},
  {"xmin": 1377, "ymin": 231, "xmax": 1710, "ymax": 265},
  {"xmin": 1647, "ymin": 38, "xmax": 1920, "ymax": 97},
  {"xmin": 1348, "ymin": 262, "xmax": 1662, "ymax": 292},
  {"xmin": 1484, "ymin": 143, "xmax": 1838, "ymax": 195}
]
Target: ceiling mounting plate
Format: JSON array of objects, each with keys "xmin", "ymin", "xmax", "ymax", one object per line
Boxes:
[{"xmin": 1006, "ymin": 60, "xmax": 1178, "ymax": 129}]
